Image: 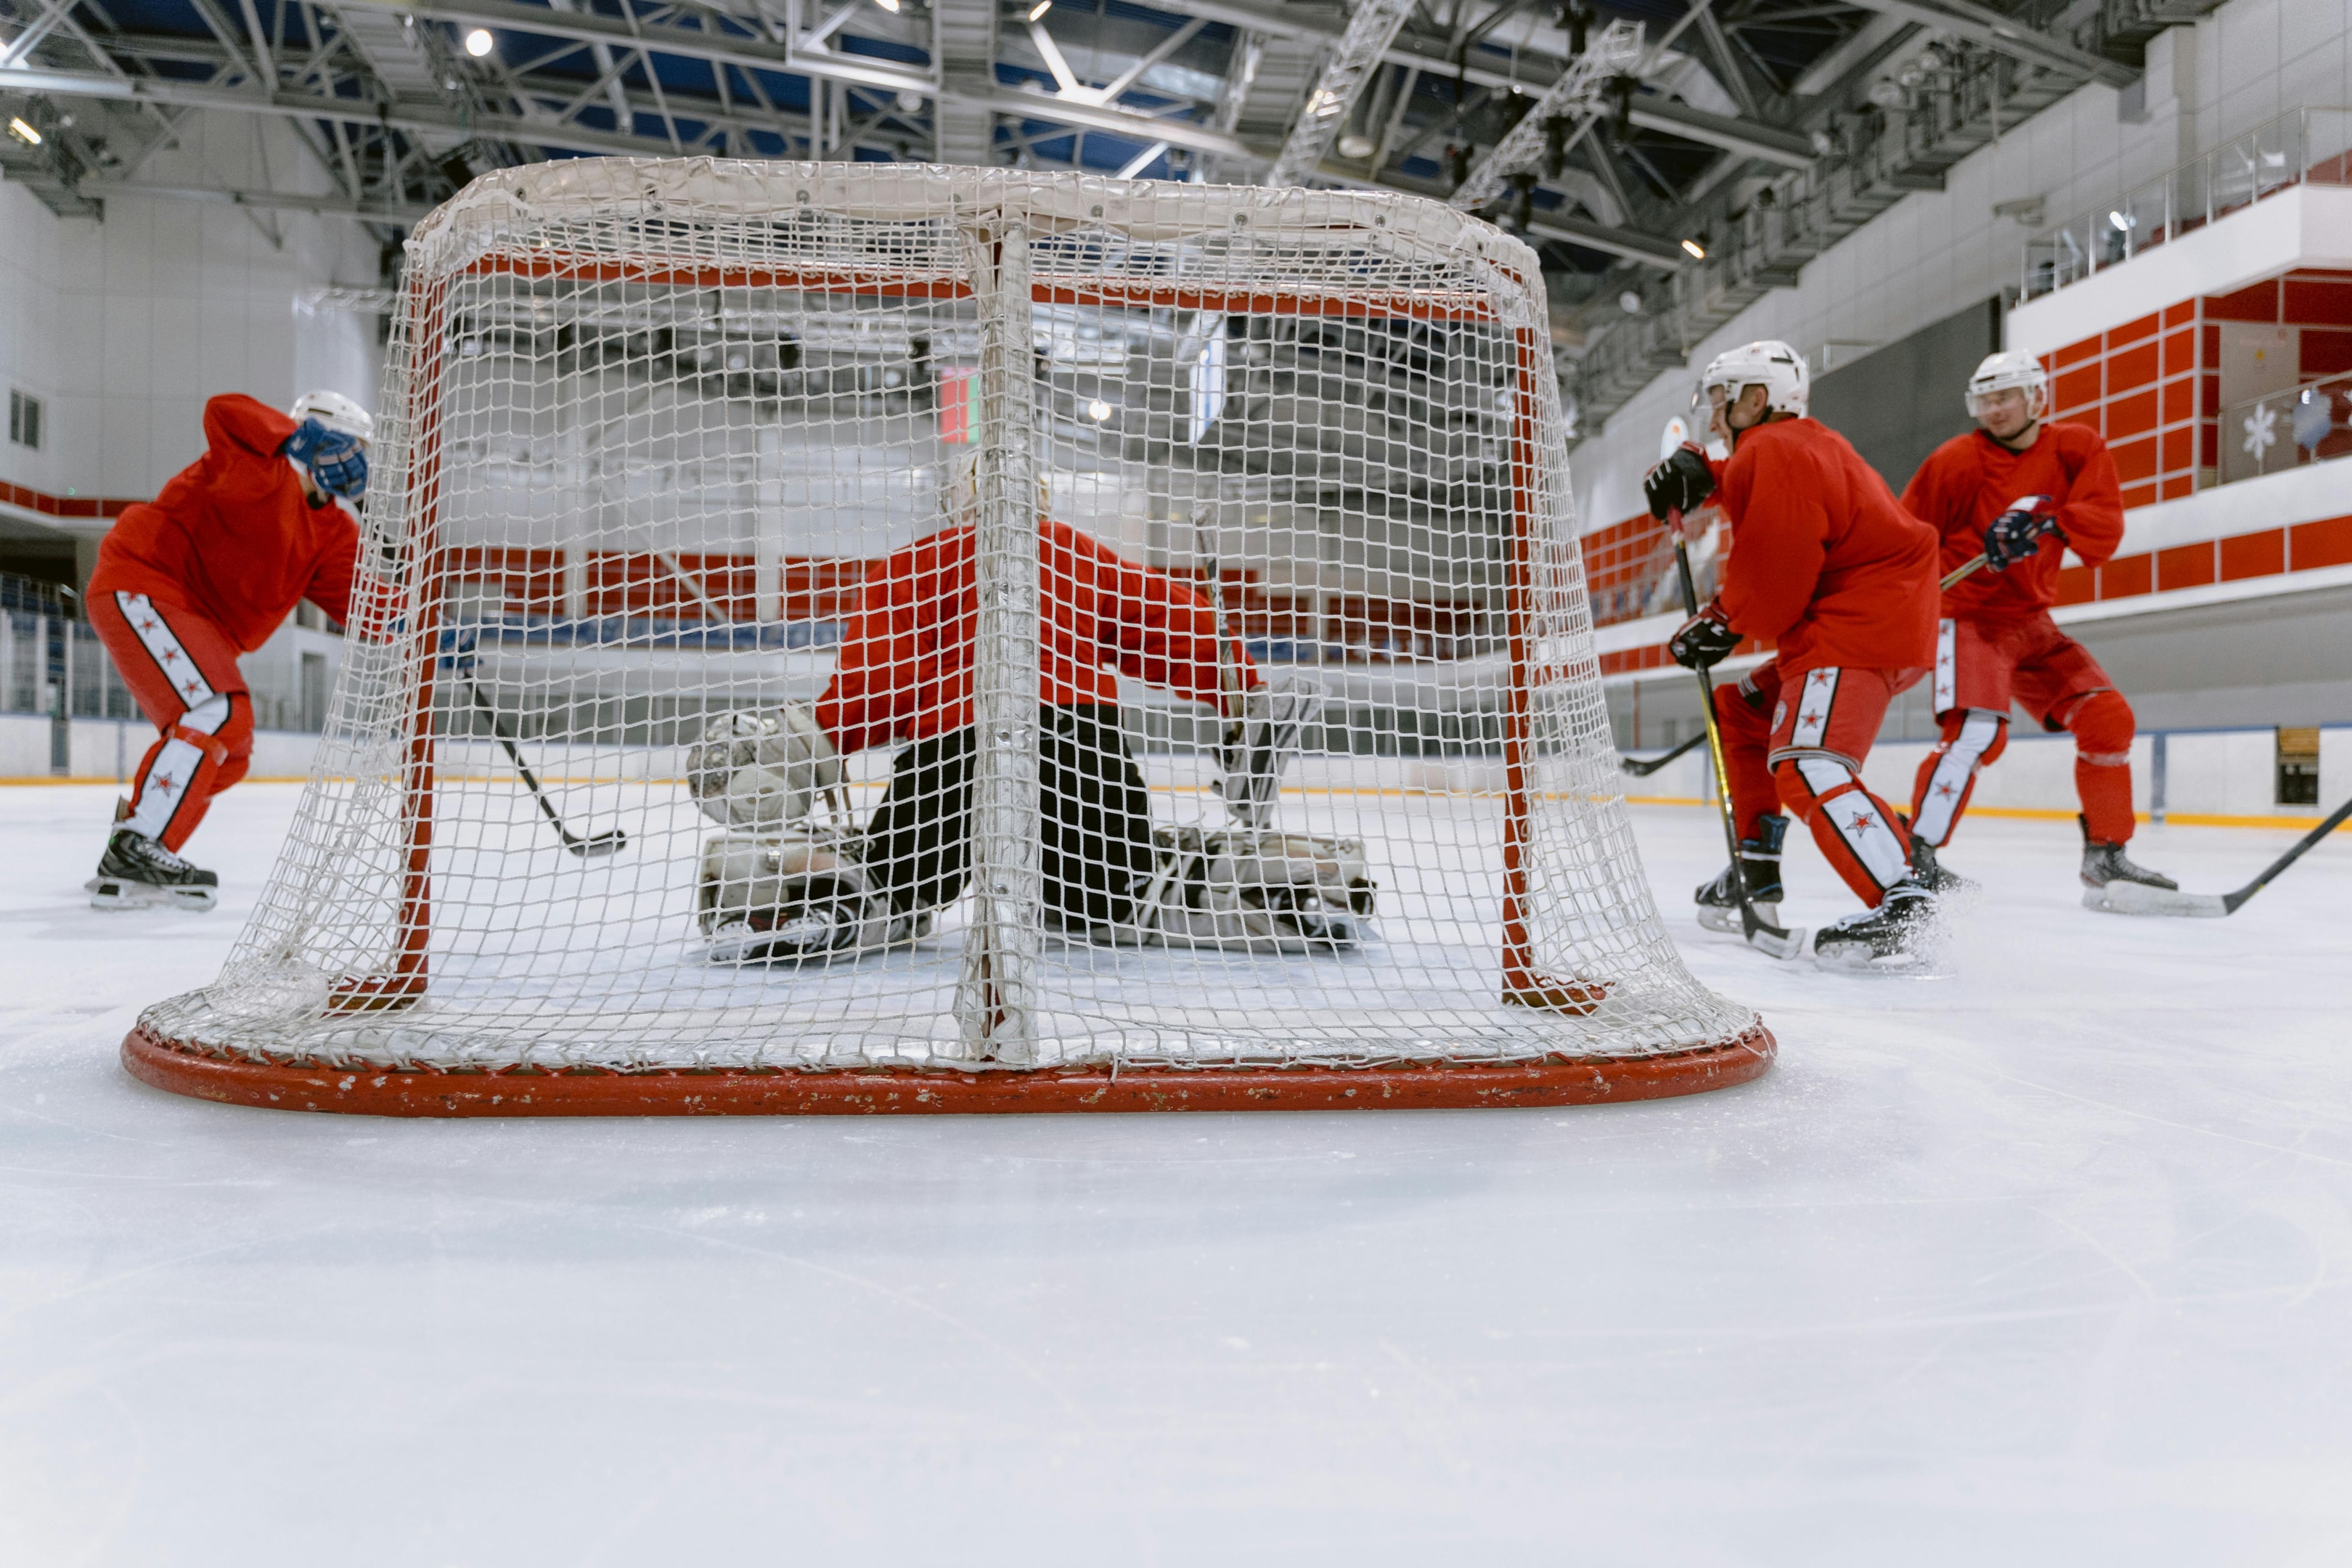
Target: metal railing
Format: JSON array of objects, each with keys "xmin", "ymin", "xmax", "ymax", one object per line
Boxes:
[
  {"xmin": 2021, "ymin": 107, "xmax": 2352, "ymax": 300},
  {"xmin": 2218, "ymin": 374, "xmax": 2352, "ymax": 485}
]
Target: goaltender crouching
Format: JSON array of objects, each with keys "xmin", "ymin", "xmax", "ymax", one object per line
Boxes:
[{"xmin": 687, "ymin": 473, "xmax": 1361, "ymax": 962}]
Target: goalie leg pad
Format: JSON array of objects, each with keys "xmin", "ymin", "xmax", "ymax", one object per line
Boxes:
[
  {"xmin": 1128, "ymin": 828, "xmax": 1374, "ymax": 954},
  {"xmin": 695, "ymin": 831, "xmax": 904, "ymax": 963}
]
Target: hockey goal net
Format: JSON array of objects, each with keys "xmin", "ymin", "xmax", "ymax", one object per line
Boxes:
[{"xmin": 126, "ymin": 160, "xmax": 1768, "ymax": 1114}]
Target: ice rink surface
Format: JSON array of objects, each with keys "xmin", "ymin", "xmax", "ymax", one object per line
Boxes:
[{"xmin": 4, "ymin": 782, "xmax": 2350, "ymax": 1566}]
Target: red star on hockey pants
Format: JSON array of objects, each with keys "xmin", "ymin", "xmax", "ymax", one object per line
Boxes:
[
  {"xmin": 1713, "ymin": 660, "xmax": 1926, "ymax": 909},
  {"xmin": 89, "ymin": 590, "xmax": 254, "ymax": 852}
]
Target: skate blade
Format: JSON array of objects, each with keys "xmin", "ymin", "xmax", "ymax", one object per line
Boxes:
[
  {"xmin": 2083, "ymin": 883, "xmax": 2228, "ymax": 918},
  {"xmin": 1812, "ymin": 943, "xmax": 1948, "ymax": 978},
  {"xmin": 86, "ymin": 877, "xmax": 217, "ymax": 912},
  {"xmin": 1696, "ymin": 902, "xmax": 1781, "ymax": 936}
]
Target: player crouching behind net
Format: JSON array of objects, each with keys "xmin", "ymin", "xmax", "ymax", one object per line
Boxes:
[
  {"xmin": 83, "ymin": 391, "xmax": 372, "ymax": 910},
  {"xmin": 1644, "ymin": 341, "xmax": 1943, "ymax": 970},
  {"xmin": 1901, "ymin": 351, "xmax": 2178, "ymax": 910},
  {"xmin": 685, "ymin": 462, "xmax": 1360, "ymax": 963}
]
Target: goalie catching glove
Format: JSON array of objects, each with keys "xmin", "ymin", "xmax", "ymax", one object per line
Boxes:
[
  {"xmin": 1983, "ymin": 495, "xmax": 2063, "ymax": 572},
  {"xmin": 687, "ymin": 704, "xmax": 844, "ymax": 830},
  {"xmin": 1215, "ymin": 685, "xmax": 1320, "ymax": 829},
  {"xmin": 1669, "ymin": 603, "xmax": 1741, "ymax": 670}
]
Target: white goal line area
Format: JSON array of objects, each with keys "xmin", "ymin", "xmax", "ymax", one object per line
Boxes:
[{"xmin": 128, "ymin": 161, "xmax": 1763, "ymax": 1106}]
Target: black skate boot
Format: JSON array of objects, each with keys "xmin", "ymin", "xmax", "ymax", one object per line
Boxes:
[
  {"xmin": 2078, "ymin": 814, "xmax": 2179, "ymax": 914},
  {"xmin": 1694, "ymin": 814, "xmax": 1786, "ymax": 934},
  {"xmin": 88, "ymin": 828, "xmax": 219, "ymax": 911},
  {"xmin": 1905, "ymin": 829, "xmax": 1975, "ymax": 894},
  {"xmin": 1812, "ymin": 880, "xmax": 1939, "ymax": 971}
]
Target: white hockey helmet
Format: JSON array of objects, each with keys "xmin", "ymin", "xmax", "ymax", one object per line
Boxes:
[
  {"xmin": 1699, "ymin": 340, "xmax": 1809, "ymax": 420},
  {"xmin": 290, "ymin": 389, "xmax": 375, "ymax": 446},
  {"xmin": 1964, "ymin": 351, "xmax": 2048, "ymax": 420}
]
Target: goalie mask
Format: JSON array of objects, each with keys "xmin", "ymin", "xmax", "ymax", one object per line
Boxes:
[{"xmin": 686, "ymin": 705, "xmax": 843, "ymax": 830}]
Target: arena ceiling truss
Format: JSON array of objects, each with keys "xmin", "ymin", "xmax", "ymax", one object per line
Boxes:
[{"xmin": 0, "ymin": 0, "xmax": 2192, "ymax": 426}]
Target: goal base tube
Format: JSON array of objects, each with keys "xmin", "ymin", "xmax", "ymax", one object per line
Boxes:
[{"xmin": 123, "ymin": 1024, "xmax": 1774, "ymax": 1116}]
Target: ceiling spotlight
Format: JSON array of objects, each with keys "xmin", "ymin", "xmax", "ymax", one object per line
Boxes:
[
  {"xmin": 464, "ymin": 27, "xmax": 494, "ymax": 56},
  {"xmin": 895, "ymin": 88, "xmax": 925, "ymax": 111},
  {"xmin": 2108, "ymin": 209, "xmax": 2136, "ymax": 231},
  {"xmin": 1618, "ymin": 290, "xmax": 1641, "ymax": 314},
  {"xmin": 7, "ymin": 116, "xmax": 41, "ymax": 146},
  {"xmin": 1336, "ymin": 133, "xmax": 1375, "ymax": 159},
  {"xmin": 1026, "ymin": 0, "xmax": 1051, "ymax": 18},
  {"xmin": 1087, "ymin": 399, "xmax": 1112, "ymax": 422},
  {"xmin": 874, "ymin": 0, "xmax": 900, "ymax": 9},
  {"xmin": 1679, "ymin": 237, "xmax": 1706, "ymax": 259}
]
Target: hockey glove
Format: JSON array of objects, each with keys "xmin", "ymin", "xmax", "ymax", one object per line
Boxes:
[
  {"xmin": 1668, "ymin": 604, "xmax": 1741, "ymax": 671},
  {"xmin": 1216, "ymin": 685, "xmax": 1321, "ymax": 830},
  {"xmin": 1982, "ymin": 495, "xmax": 2062, "ymax": 572},
  {"xmin": 283, "ymin": 417, "xmax": 369, "ymax": 502},
  {"xmin": 1643, "ymin": 445, "xmax": 1715, "ymax": 522}
]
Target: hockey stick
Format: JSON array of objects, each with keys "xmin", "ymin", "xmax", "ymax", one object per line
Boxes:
[
  {"xmin": 2093, "ymin": 791, "xmax": 2352, "ymax": 918},
  {"xmin": 1673, "ymin": 536, "xmax": 1808, "ymax": 960},
  {"xmin": 1941, "ymin": 555, "xmax": 1987, "ymax": 591},
  {"xmin": 460, "ymin": 672, "xmax": 626, "ymax": 858},
  {"xmin": 1620, "ymin": 731, "xmax": 1707, "ymax": 777}
]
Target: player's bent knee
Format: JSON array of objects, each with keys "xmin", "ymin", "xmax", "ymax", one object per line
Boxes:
[{"xmin": 2066, "ymin": 689, "xmax": 2133, "ymax": 761}]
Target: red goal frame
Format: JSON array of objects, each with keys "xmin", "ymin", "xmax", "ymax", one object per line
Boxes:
[{"xmin": 123, "ymin": 240, "xmax": 1776, "ymax": 1115}]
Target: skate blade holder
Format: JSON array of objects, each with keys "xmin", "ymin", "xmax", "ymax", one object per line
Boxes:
[
  {"xmin": 2083, "ymin": 883, "xmax": 2228, "ymax": 918},
  {"xmin": 86, "ymin": 877, "xmax": 217, "ymax": 912}
]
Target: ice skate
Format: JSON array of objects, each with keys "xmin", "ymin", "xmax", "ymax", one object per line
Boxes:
[
  {"xmin": 87, "ymin": 828, "xmax": 219, "ymax": 912},
  {"xmin": 1694, "ymin": 814, "xmax": 1785, "ymax": 934},
  {"xmin": 2079, "ymin": 814, "xmax": 2185, "ymax": 915},
  {"xmin": 1905, "ymin": 831, "xmax": 1975, "ymax": 895},
  {"xmin": 1812, "ymin": 881, "xmax": 1939, "ymax": 972}
]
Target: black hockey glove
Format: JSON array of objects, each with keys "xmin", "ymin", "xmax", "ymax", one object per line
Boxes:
[
  {"xmin": 1982, "ymin": 495, "xmax": 2062, "ymax": 572},
  {"xmin": 1643, "ymin": 446, "xmax": 1715, "ymax": 521},
  {"xmin": 1669, "ymin": 604, "xmax": 1741, "ymax": 671},
  {"xmin": 283, "ymin": 417, "xmax": 369, "ymax": 502}
]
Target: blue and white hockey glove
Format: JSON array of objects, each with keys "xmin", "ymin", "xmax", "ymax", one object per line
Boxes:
[
  {"xmin": 1982, "ymin": 496, "xmax": 2062, "ymax": 572},
  {"xmin": 283, "ymin": 417, "xmax": 369, "ymax": 502}
]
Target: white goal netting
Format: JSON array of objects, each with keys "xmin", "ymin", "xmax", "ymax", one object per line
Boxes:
[{"xmin": 139, "ymin": 160, "xmax": 1756, "ymax": 1079}]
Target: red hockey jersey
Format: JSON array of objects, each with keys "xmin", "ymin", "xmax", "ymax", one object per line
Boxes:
[
  {"xmin": 90, "ymin": 393, "xmax": 361, "ymax": 652},
  {"xmin": 815, "ymin": 516, "xmax": 1254, "ymax": 753},
  {"xmin": 1901, "ymin": 421, "xmax": 2125, "ymax": 620},
  {"xmin": 1712, "ymin": 417, "xmax": 1939, "ymax": 677}
]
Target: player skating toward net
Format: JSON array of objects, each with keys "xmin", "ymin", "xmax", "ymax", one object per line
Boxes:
[
  {"xmin": 1900, "ymin": 351, "xmax": 2178, "ymax": 909},
  {"xmin": 687, "ymin": 460, "xmax": 1347, "ymax": 961},
  {"xmin": 1644, "ymin": 341, "xmax": 1943, "ymax": 969},
  {"xmin": 83, "ymin": 391, "xmax": 372, "ymax": 910}
]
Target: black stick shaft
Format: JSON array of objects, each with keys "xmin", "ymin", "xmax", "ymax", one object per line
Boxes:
[
  {"xmin": 1620, "ymin": 730, "xmax": 1707, "ymax": 776},
  {"xmin": 2225, "ymin": 790, "xmax": 2352, "ymax": 911},
  {"xmin": 466, "ymin": 677, "xmax": 573, "ymax": 838}
]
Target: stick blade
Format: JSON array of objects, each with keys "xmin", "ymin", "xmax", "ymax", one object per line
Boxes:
[
  {"xmin": 2082, "ymin": 882, "xmax": 2229, "ymax": 918},
  {"xmin": 566, "ymin": 830, "xmax": 629, "ymax": 859}
]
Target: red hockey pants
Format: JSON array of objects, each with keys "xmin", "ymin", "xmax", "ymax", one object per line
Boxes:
[
  {"xmin": 88, "ymin": 590, "xmax": 253, "ymax": 852},
  {"xmin": 1715, "ymin": 660, "xmax": 1924, "ymax": 909},
  {"xmin": 1907, "ymin": 612, "xmax": 2137, "ymax": 846}
]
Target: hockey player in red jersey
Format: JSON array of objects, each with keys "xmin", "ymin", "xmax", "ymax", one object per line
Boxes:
[
  {"xmin": 1900, "ymin": 351, "xmax": 2176, "ymax": 907},
  {"xmin": 1643, "ymin": 340, "xmax": 1942, "ymax": 967},
  {"xmin": 83, "ymin": 391, "xmax": 371, "ymax": 909}
]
